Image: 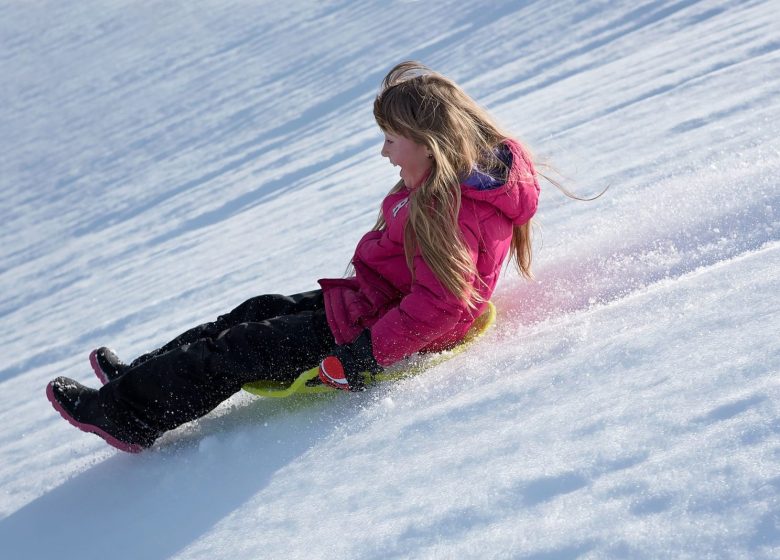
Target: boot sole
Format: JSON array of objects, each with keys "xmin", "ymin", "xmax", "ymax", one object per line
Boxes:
[
  {"xmin": 89, "ymin": 349, "xmax": 110, "ymax": 386},
  {"xmin": 46, "ymin": 382, "xmax": 145, "ymax": 454}
]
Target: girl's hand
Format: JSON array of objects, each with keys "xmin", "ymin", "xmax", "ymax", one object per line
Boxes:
[{"xmin": 318, "ymin": 331, "xmax": 380, "ymax": 391}]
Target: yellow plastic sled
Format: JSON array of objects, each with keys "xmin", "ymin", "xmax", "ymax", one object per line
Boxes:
[{"xmin": 242, "ymin": 302, "xmax": 496, "ymax": 398}]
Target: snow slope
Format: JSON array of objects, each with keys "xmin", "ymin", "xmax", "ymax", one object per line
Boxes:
[{"xmin": 1, "ymin": 0, "xmax": 778, "ymax": 558}]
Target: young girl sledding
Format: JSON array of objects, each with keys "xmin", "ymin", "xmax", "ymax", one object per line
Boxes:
[{"xmin": 46, "ymin": 61, "xmax": 541, "ymax": 453}]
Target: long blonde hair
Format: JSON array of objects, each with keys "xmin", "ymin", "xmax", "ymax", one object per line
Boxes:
[{"xmin": 372, "ymin": 61, "xmax": 533, "ymax": 305}]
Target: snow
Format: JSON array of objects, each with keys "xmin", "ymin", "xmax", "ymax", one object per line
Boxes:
[{"xmin": 1, "ymin": 0, "xmax": 778, "ymax": 558}]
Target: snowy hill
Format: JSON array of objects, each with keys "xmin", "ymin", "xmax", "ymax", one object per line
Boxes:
[{"xmin": 1, "ymin": 1, "xmax": 778, "ymax": 558}]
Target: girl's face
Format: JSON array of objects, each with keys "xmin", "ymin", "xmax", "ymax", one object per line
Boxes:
[{"xmin": 381, "ymin": 131, "xmax": 432, "ymax": 189}]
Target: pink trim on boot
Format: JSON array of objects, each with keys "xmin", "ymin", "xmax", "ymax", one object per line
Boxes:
[{"xmin": 89, "ymin": 350, "xmax": 109, "ymax": 385}]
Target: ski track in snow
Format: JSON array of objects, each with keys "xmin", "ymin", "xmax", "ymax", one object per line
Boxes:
[{"xmin": 1, "ymin": 1, "xmax": 779, "ymax": 559}]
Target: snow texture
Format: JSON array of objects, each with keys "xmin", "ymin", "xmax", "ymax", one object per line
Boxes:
[{"xmin": 1, "ymin": 0, "xmax": 778, "ymax": 558}]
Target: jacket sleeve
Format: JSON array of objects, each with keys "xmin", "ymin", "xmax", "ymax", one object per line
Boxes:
[{"xmin": 369, "ymin": 224, "xmax": 481, "ymax": 366}]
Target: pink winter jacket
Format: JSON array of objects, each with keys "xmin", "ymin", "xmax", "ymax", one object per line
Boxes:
[{"xmin": 318, "ymin": 139, "xmax": 539, "ymax": 367}]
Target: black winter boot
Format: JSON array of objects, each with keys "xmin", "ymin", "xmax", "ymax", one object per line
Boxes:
[
  {"xmin": 89, "ymin": 347, "xmax": 129, "ymax": 385},
  {"xmin": 46, "ymin": 377, "xmax": 157, "ymax": 453}
]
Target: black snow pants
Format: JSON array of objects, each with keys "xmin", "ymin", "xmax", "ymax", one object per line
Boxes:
[{"xmin": 98, "ymin": 290, "xmax": 335, "ymax": 440}]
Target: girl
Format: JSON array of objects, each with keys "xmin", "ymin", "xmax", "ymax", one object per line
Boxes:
[{"xmin": 46, "ymin": 61, "xmax": 540, "ymax": 453}]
